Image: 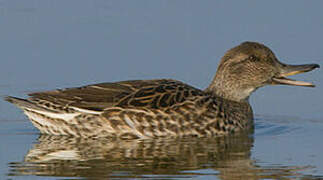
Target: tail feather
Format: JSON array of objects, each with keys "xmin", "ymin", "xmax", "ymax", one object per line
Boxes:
[
  {"xmin": 4, "ymin": 96, "xmax": 56, "ymax": 113},
  {"xmin": 5, "ymin": 96, "xmax": 82, "ymax": 135}
]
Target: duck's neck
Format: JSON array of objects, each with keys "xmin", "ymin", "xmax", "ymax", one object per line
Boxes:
[
  {"xmin": 205, "ymin": 78, "xmax": 255, "ymax": 103},
  {"xmin": 206, "ymin": 81, "xmax": 255, "ymax": 130}
]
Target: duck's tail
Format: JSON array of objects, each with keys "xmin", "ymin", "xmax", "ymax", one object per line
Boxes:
[
  {"xmin": 5, "ymin": 96, "xmax": 52, "ymax": 112},
  {"xmin": 4, "ymin": 96, "xmax": 82, "ymax": 135}
]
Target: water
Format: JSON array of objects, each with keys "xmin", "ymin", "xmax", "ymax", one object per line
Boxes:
[{"xmin": 1, "ymin": 1, "xmax": 323, "ymax": 179}]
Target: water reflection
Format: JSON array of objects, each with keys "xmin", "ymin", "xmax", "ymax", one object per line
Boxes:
[{"xmin": 8, "ymin": 133, "xmax": 316, "ymax": 179}]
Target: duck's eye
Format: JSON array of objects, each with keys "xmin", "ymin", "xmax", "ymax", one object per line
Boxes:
[{"xmin": 249, "ymin": 55, "xmax": 258, "ymax": 61}]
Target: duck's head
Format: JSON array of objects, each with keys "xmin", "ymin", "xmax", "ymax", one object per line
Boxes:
[{"xmin": 207, "ymin": 42, "xmax": 319, "ymax": 102}]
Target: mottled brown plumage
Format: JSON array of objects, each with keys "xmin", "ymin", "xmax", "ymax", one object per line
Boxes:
[{"xmin": 5, "ymin": 42, "xmax": 319, "ymax": 138}]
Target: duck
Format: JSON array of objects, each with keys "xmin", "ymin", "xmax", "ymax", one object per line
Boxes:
[{"xmin": 5, "ymin": 42, "xmax": 319, "ymax": 139}]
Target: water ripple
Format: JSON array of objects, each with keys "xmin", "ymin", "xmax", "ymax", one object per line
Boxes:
[{"xmin": 254, "ymin": 115, "xmax": 303, "ymax": 137}]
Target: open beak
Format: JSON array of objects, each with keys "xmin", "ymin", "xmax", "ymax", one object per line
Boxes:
[{"xmin": 272, "ymin": 63, "xmax": 320, "ymax": 87}]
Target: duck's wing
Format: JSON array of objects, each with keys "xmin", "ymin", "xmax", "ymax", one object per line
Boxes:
[{"xmin": 28, "ymin": 79, "xmax": 204, "ymax": 113}]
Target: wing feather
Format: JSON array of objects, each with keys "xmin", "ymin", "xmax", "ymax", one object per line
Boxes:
[{"xmin": 28, "ymin": 79, "xmax": 205, "ymax": 112}]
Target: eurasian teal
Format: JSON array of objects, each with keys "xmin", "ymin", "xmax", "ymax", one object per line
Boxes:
[{"xmin": 5, "ymin": 42, "xmax": 319, "ymax": 139}]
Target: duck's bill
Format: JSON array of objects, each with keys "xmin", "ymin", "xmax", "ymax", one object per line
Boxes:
[
  {"xmin": 272, "ymin": 63, "xmax": 320, "ymax": 87},
  {"xmin": 272, "ymin": 76, "xmax": 316, "ymax": 87}
]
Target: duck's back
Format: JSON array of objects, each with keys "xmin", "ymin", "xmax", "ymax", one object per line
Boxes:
[{"xmin": 27, "ymin": 79, "xmax": 204, "ymax": 111}]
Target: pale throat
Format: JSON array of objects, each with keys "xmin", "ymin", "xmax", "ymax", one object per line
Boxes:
[
  {"xmin": 238, "ymin": 87, "xmax": 256, "ymax": 101},
  {"xmin": 206, "ymin": 84, "xmax": 256, "ymax": 102}
]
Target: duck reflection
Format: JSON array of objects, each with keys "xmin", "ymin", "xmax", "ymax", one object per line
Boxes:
[{"xmin": 9, "ymin": 133, "xmax": 313, "ymax": 179}]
